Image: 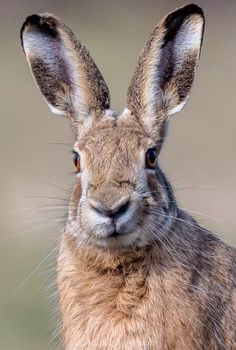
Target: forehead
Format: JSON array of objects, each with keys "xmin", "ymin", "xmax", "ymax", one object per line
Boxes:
[{"xmin": 76, "ymin": 113, "xmax": 151, "ymax": 155}]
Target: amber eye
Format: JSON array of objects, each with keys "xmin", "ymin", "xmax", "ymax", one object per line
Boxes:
[
  {"xmin": 145, "ymin": 148, "xmax": 157, "ymax": 169},
  {"xmin": 73, "ymin": 151, "xmax": 80, "ymax": 172}
]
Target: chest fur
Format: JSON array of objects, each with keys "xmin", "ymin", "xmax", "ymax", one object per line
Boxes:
[{"xmin": 58, "ymin": 244, "xmax": 200, "ymax": 350}]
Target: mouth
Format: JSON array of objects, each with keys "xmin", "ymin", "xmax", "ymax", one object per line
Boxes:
[
  {"xmin": 108, "ymin": 227, "xmax": 129, "ymax": 238},
  {"xmin": 109, "ymin": 228, "xmax": 120, "ymax": 237},
  {"xmin": 94, "ymin": 231, "xmax": 138, "ymax": 250}
]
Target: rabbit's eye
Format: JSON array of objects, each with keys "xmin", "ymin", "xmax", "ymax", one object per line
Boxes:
[
  {"xmin": 73, "ymin": 151, "xmax": 80, "ymax": 172},
  {"xmin": 145, "ymin": 148, "xmax": 157, "ymax": 169}
]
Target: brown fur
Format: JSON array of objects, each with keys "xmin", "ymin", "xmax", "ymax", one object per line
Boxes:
[
  {"xmin": 21, "ymin": 4, "xmax": 236, "ymax": 350},
  {"xmin": 58, "ymin": 219, "xmax": 236, "ymax": 350}
]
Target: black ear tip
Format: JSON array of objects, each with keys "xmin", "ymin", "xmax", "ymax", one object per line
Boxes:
[
  {"xmin": 21, "ymin": 14, "xmax": 41, "ymax": 34},
  {"xmin": 180, "ymin": 3, "xmax": 204, "ymax": 18},
  {"xmin": 26, "ymin": 14, "xmax": 42, "ymax": 25},
  {"xmin": 20, "ymin": 14, "xmax": 41, "ymax": 46},
  {"xmin": 163, "ymin": 3, "xmax": 204, "ymax": 46},
  {"xmin": 20, "ymin": 13, "xmax": 58, "ymax": 51},
  {"xmin": 165, "ymin": 4, "xmax": 204, "ymax": 26},
  {"xmin": 20, "ymin": 14, "xmax": 39, "ymax": 47}
]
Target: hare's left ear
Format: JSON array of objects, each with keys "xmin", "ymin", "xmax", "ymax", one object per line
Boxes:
[
  {"xmin": 21, "ymin": 14, "xmax": 110, "ymax": 125},
  {"xmin": 127, "ymin": 4, "xmax": 204, "ymax": 139}
]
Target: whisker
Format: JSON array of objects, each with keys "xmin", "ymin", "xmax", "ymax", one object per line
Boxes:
[
  {"xmin": 12, "ymin": 242, "xmax": 59, "ymax": 295},
  {"xmin": 26, "ymin": 195, "xmax": 69, "ymax": 201},
  {"xmin": 170, "ymin": 172, "xmax": 204, "ymax": 183},
  {"xmin": 175, "ymin": 184, "xmax": 215, "ymax": 192},
  {"xmin": 43, "ymin": 181, "xmax": 72, "ymax": 193},
  {"xmin": 47, "ymin": 131, "xmax": 73, "ymax": 140},
  {"xmin": 182, "ymin": 208, "xmax": 223, "ymax": 223},
  {"xmin": 45, "ymin": 142, "xmax": 71, "ymax": 146},
  {"xmin": 10, "ymin": 220, "xmax": 64, "ymax": 238},
  {"xmin": 5, "ymin": 206, "xmax": 37, "ymax": 215}
]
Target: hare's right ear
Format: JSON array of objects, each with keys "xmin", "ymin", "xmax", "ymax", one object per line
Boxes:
[
  {"xmin": 21, "ymin": 14, "xmax": 110, "ymax": 124},
  {"xmin": 127, "ymin": 4, "xmax": 204, "ymax": 140}
]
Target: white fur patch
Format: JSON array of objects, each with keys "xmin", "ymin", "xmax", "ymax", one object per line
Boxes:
[
  {"xmin": 123, "ymin": 107, "xmax": 130, "ymax": 114},
  {"xmin": 175, "ymin": 18, "xmax": 203, "ymax": 60},
  {"xmin": 119, "ymin": 107, "xmax": 131, "ymax": 120},
  {"xmin": 169, "ymin": 99, "xmax": 188, "ymax": 116},
  {"xmin": 104, "ymin": 109, "xmax": 117, "ymax": 118},
  {"xmin": 49, "ymin": 104, "xmax": 65, "ymax": 116}
]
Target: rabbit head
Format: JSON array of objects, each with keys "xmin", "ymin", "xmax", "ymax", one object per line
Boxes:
[{"xmin": 21, "ymin": 4, "xmax": 204, "ymax": 250}]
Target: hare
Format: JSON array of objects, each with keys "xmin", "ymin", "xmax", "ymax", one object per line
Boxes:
[{"xmin": 21, "ymin": 3, "xmax": 236, "ymax": 350}]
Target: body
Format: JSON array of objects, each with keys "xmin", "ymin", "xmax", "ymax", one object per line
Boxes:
[{"xmin": 21, "ymin": 4, "xmax": 236, "ymax": 349}]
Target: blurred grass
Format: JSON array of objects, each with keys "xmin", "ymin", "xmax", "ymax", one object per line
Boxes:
[{"xmin": 1, "ymin": 0, "xmax": 236, "ymax": 348}]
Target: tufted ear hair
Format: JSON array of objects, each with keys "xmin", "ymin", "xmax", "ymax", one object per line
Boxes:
[
  {"xmin": 21, "ymin": 14, "xmax": 110, "ymax": 125},
  {"xmin": 127, "ymin": 4, "xmax": 204, "ymax": 140}
]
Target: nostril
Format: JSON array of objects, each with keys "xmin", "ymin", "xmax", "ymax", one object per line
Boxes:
[
  {"xmin": 89, "ymin": 199, "xmax": 130, "ymax": 219},
  {"xmin": 89, "ymin": 199, "xmax": 114, "ymax": 218},
  {"xmin": 89, "ymin": 202, "xmax": 112, "ymax": 218},
  {"xmin": 115, "ymin": 201, "xmax": 130, "ymax": 217}
]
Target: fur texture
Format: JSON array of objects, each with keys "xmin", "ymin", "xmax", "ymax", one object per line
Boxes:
[{"xmin": 21, "ymin": 4, "xmax": 236, "ymax": 350}]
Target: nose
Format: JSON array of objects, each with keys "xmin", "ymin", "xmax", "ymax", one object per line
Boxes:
[{"xmin": 89, "ymin": 198, "xmax": 130, "ymax": 219}]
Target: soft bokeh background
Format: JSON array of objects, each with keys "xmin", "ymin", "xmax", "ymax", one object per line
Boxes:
[{"xmin": 1, "ymin": 0, "xmax": 236, "ymax": 348}]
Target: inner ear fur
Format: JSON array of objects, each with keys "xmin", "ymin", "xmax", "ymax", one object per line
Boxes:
[
  {"xmin": 127, "ymin": 4, "xmax": 205, "ymax": 139},
  {"xmin": 21, "ymin": 14, "xmax": 110, "ymax": 122}
]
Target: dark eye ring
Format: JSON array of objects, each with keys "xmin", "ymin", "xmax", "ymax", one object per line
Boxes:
[
  {"xmin": 145, "ymin": 148, "xmax": 157, "ymax": 169},
  {"xmin": 73, "ymin": 151, "xmax": 80, "ymax": 172}
]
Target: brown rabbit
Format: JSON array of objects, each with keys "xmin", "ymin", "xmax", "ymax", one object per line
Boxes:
[{"xmin": 21, "ymin": 4, "xmax": 236, "ymax": 350}]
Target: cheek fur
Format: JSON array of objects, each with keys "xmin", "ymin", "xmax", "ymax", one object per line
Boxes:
[
  {"xmin": 70, "ymin": 180, "xmax": 82, "ymax": 221},
  {"xmin": 147, "ymin": 173, "xmax": 162, "ymax": 202}
]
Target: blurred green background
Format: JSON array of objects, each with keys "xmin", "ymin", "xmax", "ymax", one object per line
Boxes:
[{"xmin": 1, "ymin": 0, "xmax": 236, "ymax": 349}]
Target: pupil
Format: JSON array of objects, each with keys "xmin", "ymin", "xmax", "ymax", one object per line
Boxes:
[
  {"xmin": 145, "ymin": 148, "xmax": 157, "ymax": 169},
  {"xmin": 73, "ymin": 152, "xmax": 78, "ymax": 167},
  {"xmin": 149, "ymin": 150, "xmax": 156, "ymax": 163},
  {"xmin": 148, "ymin": 149, "xmax": 156, "ymax": 164}
]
